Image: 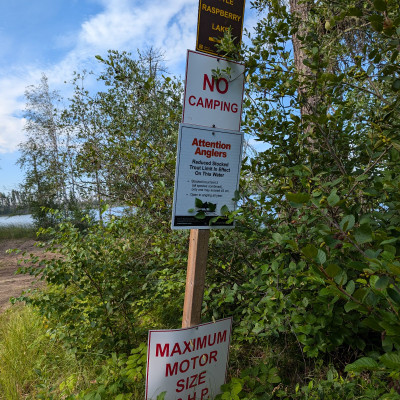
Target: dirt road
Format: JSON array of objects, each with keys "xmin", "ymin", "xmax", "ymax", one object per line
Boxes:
[{"xmin": 0, "ymin": 239, "xmax": 44, "ymax": 313}]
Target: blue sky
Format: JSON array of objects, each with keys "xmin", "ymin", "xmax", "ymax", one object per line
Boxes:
[{"xmin": 0, "ymin": 0, "xmax": 256, "ymax": 193}]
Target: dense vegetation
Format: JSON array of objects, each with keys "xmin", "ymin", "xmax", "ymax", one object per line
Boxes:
[
  {"xmin": 2, "ymin": 0, "xmax": 400, "ymax": 398},
  {"xmin": 18, "ymin": 48, "xmax": 182, "ymax": 228}
]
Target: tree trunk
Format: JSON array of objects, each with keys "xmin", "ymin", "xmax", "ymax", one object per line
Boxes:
[{"xmin": 289, "ymin": 0, "xmax": 319, "ymax": 149}]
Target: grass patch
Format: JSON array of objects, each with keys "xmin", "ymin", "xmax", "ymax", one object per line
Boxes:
[
  {"xmin": 0, "ymin": 225, "xmax": 37, "ymax": 240},
  {"xmin": 0, "ymin": 305, "xmax": 94, "ymax": 399}
]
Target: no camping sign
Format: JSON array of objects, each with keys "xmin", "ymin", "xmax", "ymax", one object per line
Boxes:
[
  {"xmin": 146, "ymin": 318, "xmax": 232, "ymax": 400},
  {"xmin": 182, "ymin": 50, "xmax": 245, "ymax": 131}
]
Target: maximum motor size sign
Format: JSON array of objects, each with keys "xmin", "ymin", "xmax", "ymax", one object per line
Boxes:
[
  {"xmin": 182, "ymin": 50, "xmax": 245, "ymax": 132},
  {"xmin": 146, "ymin": 318, "xmax": 232, "ymax": 400},
  {"xmin": 171, "ymin": 123, "xmax": 243, "ymax": 230}
]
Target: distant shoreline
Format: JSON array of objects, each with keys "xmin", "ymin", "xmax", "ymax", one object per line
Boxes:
[
  {"xmin": 0, "ymin": 212, "xmax": 30, "ymax": 217},
  {"xmin": 0, "ymin": 214, "xmax": 33, "ymax": 227}
]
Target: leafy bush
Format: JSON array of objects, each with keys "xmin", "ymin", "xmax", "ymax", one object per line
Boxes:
[
  {"xmin": 14, "ymin": 212, "xmax": 189, "ymax": 355},
  {"xmin": 11, "ymin": 1, "xmax": 400, "ymax": 398},
  {"xmin": 76, "ymin": 343, "xmax": 147, "ymax": 400}
]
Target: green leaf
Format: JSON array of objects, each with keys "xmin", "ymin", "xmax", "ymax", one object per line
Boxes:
[
  {"xmin": 344, "ymin": 301, "xmax": 360, "ymax": 312},
  {"xmin": 380, "ymin": 322, "xmax": 400, "ymax": 336},
  {"xmin": 380, "ymin": 353, "xmax": 400, "ymax": 369},
  {"xmin": 195, "ymin": 198, "xmax": 204, "ymax": 208},
  {"xmin": 286, "ymin": 192, "xmax": 310, "ymax": 204},
  {"xmin": 220, "ymin": 205, "xmax": 229, "ymax": 215},
  {"xmin": 387, "ymin": 288, "xmax": 400, "ymax": 305},
  {"xmin": 272, "ymin": 232, "xmax": 283, "ymax": 244},
  {"xmin": 380, "ymin": 238, "xmax": 398, "ymax": 245},
  {"xmin": 348, "ymin": 7, "xmax": 363, "ymax": 17},
  {"xmin": 375, "ymin": 276, "xmax": 389, "ymax": 290},
  {"xmin": 268, "ymin": 367, "xmax": 281, "ymax": 384},
  {"xmin": 327, "ymin": 189, "xmax": 340, "ymax": 206},
  {"xmin": 382, "ymin": 337, "xmax": 393, "ymax": 353},
  {"xmin": 373, "ymin": 0, "xmax": 387, "ymax": 12},
  {"xmin": 208, "ymin": 203, "xmax": 217, "ymax": 212},
  {"xmin": 370, "ymin": 19, "xmax": 383, "ymax": 32},
  {"xmin": 315, "ymin": 249, "xmax": 327, "ymax": 265},
  {"xmin": 388, "ymin": 263, "xmax": 400, "ymax": 275},
  {"xmin": 392, "ymin": 79, "xmax": 400, "ymax": 91},
  {"xmin": 302, "ymin": 244, "xmax": 318, "ymax": 259},
  {"xmin": 325, "ymin": 264, "xmax": 342, "ymax": 278},
  {"xmin": 340, "ymin": 215, "xmax": 355, "ymax": 231},
  {"xmin": 344, "ymin": 357, "xmax": 379, "ymax": 373},
  {"xmin": 353, "ymin": 288, "xmax": 368, "ymax": 301},
  {"xmin": 356, "ymin": 174, "xmax": 368, "ymax": 182},
  {"xmin": 312, "ymin": 190, "xmax": 322, "ymax": 197},
  {"xmin": 346, "ymin": 280, "xmax": 355, "ymax": 295},
  {"xmin": 230, "ymin": 378, "xmax": 243, "ymax": 395},
  {"xmin": 361, "ymin": 316, "xmax": 383, "ymax": 331},
  {"xmin": 195, "ymin": 211, "xmax": 206, "ymax": 220},
  {"xmin": 392, "ymin": 141, "xmax": 400, "ymax": 152},
  {"xmin": 334, "ymin": 269, "xmax": 347, "ymax": 286},
  {"xmin": 327, "ymin": 177, "xmax": 343, "ymax": 187},
  {"xmin": 354, "ymin": 224, "xmax": 372, "ymax": 244}
]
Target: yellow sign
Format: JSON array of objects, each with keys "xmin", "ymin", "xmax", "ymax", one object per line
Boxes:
[{"xmin": 196, "ymin": 0, "xmax": 245, "ymax": 56}]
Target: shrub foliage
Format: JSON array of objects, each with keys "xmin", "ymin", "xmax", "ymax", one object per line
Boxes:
[{"xmin": 11, "ymin": 0, "xmax": 400, "ymax": 398}]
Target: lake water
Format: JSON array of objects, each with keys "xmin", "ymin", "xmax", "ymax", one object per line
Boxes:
[
  {"xmin": 0, "ymin": 214, "xmax": 33, "ymax": 226},
  {"xmin": 0, "ymin": 206, "xmax": 129, "ymax": 227}
]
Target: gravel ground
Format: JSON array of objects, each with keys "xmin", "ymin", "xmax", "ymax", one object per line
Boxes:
[{"xmin": 0, "ymin": 239, "xmax": 44, "ymax": 313}]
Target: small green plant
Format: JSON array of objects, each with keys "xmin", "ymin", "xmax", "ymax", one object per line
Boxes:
[
  {"xmin": 216, "ymin": 361, "xmax": 280, "ymax": 400},
  {"xmin": 189, "ymin": 198, "xmax": 217, "ymax": 220},
  {"xmin": 214, "ymin": 27, "xmax": 243, "ymax": 60},
  {"xmin": 0, "ymin": 305, "xmax": 91, "ymax": 399},
  {"xmin": 76, "ymin": 343, "xmax": 147, "ymax": 399}
]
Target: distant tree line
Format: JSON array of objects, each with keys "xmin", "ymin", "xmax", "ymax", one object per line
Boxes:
[
  {"xmin": 0, "ymin": 189, "xmax": 29, "ymax": 215},
  {"xmin": 18, "ymin": 48, "xmax": 182, "ymax": 228}
]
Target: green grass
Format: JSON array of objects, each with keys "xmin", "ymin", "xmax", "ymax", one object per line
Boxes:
[
  {"xmin": 0, "ymin": 225, "xmax": 37, "ymax": 240},
  {"xmin": 0, "ymin": 305, "xmax": 94, "ymax": 399}
]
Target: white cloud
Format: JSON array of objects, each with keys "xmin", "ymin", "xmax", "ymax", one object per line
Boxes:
[
  {"xmin": 77, "ymin": 0, "xmax": 196, "ymax": 66},
  {"xmin": 0, "ymin": 0, "xmax": 257, "ymax": 155},
  {"xmin": 0, "ymin": 74, "xmax": 34, "ymax": 154},
  {"xmin": 0, "ymin": 1, "xmax": 194, "ymax": 153}
]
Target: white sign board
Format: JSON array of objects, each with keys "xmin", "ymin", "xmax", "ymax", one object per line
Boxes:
[
  {"xmin": 146, "ymin": 318, "xmax": 232, "ymax": 400},
  {"xmin": 182, "ymin": 50, "xmax": 245, "ymax": 131},
  {"xmin": 172, "ymin": 124, "xmax": 243, "ymax": 230}
]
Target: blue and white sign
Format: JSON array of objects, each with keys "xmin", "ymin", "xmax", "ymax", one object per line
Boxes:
[{"xmin": 172, "ymin": 123, "xmax": 242, "ymax": 229}]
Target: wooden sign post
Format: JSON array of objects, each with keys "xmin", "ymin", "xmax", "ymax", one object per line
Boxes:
[
  {"xmin": 182, "ymin": 229, "xmax": 210, "ymax": 328},
  {"xmin": 178, "ymin": 0, "xmax": 246, "ymax": 330}
]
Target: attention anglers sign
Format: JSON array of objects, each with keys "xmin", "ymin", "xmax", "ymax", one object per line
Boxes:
[{"xmin": 172, "ymin": 123, "xmax": 242, "ymax": 229}]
